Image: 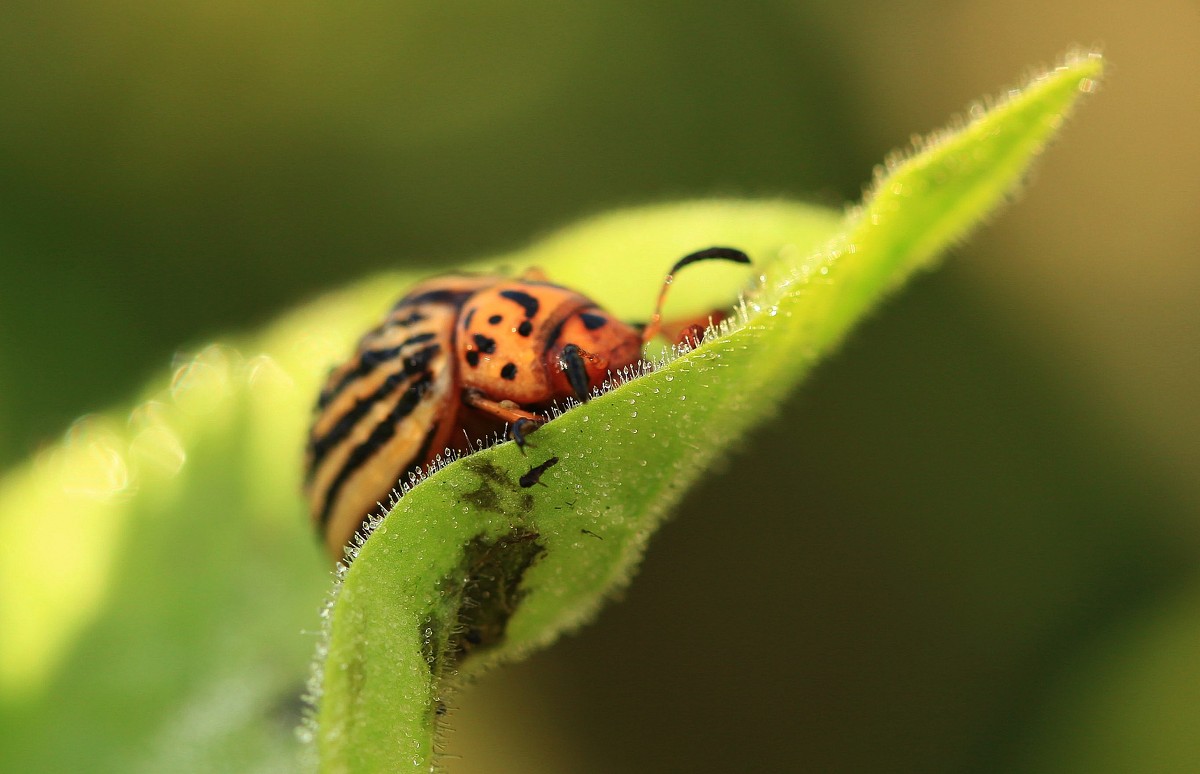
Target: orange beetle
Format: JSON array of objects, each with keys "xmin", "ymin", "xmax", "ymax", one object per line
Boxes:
[{"xmin": 305, "ymin": 246, "xmax": 750, "ymax": 560}]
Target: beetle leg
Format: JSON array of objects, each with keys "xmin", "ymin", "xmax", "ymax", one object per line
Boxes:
[
  {"xmin": 462, "ymin": 389, "xmax": 545, "ymax": 453},
  {"xmin": 657, "ymin": 310, "xmax": 729, "ymax": 347},
  {"xmin": 510, "ymin": 418, "xmax": 539, "ymax": 452}
]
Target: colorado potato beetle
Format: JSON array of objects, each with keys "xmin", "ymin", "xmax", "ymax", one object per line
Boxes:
[{"xmin": 305, "ymin": 246, "xmax": 750, "ymax": 560}]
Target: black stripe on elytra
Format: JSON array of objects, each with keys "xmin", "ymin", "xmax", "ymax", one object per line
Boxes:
[
  {"xmin": 318, "ymin": 370, "xmax": 435, "ymax": 527},
  {"xmin": 391, "ymin": 310, "xmax": 428, "ymax": 327},
  {"xmin": 395, "ymin": 288, "xmax": 476, "ymax": 310},
  {"xmin": 499, "ymin": 289, "xmax": 540, "ymax": 318},
  {"xmin": 309, "ymin": 345, "xmax": 440, "ymax": 474},
  {"xmin": 316, "ymin": 332, "xmax": 438, "ymax": 410},
  {"xmin": 579, "ymin": 312, "xmax": 607, "ymax": 331},
  {"xmin": 394, "ymin": 419, "xmax": 442, "ymax": 493},
  {"xmin": 463, "ymin": 307, "xmax": 476, "ymax": 329},
  {"xmin": 472, "ymin": 334, "xmax": 496, "ymax": 354}
]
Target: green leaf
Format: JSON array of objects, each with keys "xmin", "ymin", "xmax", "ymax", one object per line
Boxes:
[{"xmin": 313, "ymin": 53, "xmax": 1104, "ymax": 770}]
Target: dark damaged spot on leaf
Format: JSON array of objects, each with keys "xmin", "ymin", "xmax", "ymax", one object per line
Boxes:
[
  {"xmin": 461, "ymin": 456, "xmax": 535, "ymax": 512},
  {"xmin": 447, "ymin": 529, "xmax": 545, "ymax": 660}
]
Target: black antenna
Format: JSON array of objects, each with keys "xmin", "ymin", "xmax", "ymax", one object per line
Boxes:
[{"xmin": 641, "ymin": 247, "xmax": 751, "ymax": 343}]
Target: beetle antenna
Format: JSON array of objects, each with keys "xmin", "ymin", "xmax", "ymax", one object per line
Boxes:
[{"xmin": 641, "ymin": 247, "xmax": 751, "ymax": 344}]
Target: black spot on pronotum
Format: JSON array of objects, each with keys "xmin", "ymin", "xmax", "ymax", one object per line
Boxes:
[
  {"xmin": 500, "ymin": 363, "xmax": 518, "ymax": 380},
  {"xmin": 500, "ymin": 289, "xmax": 540, "ymax": 318},
  {"xmin": 488, "ymin": 314, "xmax": 503, "ymax": 325},
  {"xmin": 517, "ymin": 320, "xmax": 533, "ymax": 337},
  {"xmin": 579, "ymin": 312, "xmax": 607, "ymax": 331},
  {"xmin": 519, "ymin": 456, "xmax": 559, "ymax": 488},
  {"xmin": 473, "ymin": 334, "xmax": 497, "ymax": 354},
  {"xmin": 465, "ymin": 350, "xmax": 480, "ymax": 367}
]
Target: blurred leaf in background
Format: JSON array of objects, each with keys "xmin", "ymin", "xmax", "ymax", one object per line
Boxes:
[
  {"xmin": 0, "ymin": 2, "xmax": 859, "ymax": 466},
  {"xmin": 1, "ymin": 1, "xmax": 1198, "ymax": 773}
]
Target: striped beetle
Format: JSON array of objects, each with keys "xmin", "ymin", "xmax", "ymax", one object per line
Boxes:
[{"xmin": 305, "ymin": 247, "xmax": 750, "ymax": 559}]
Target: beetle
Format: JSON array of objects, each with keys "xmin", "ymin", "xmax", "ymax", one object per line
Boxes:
[{"xmin": 305, "ymin": 246, "xmax": 751, "ymax": 560}]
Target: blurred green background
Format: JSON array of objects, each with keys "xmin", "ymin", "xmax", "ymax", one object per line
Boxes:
[{"xmin": 2, "ymin": 1, "xmax": 1198, "ymax": 772}]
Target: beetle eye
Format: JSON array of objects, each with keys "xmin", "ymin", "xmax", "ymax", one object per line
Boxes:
[{"xmin": 559, "ymin": 343, "xmax": 591, "ymax": 401}]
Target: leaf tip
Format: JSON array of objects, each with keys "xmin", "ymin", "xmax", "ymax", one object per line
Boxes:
[
  {"xmin": 1068, "ymin": 49, "xmax": 1105, "ymax": 99},
  {"xmin": 1033, "ymin": 47, "xmax": 1105, "ymax": 98}
]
